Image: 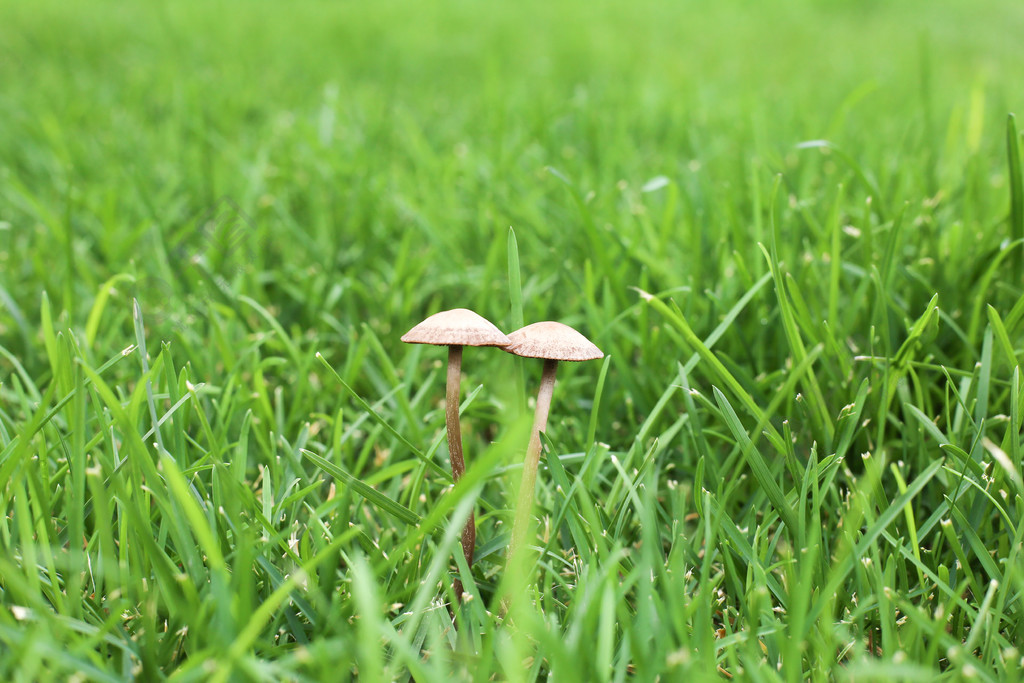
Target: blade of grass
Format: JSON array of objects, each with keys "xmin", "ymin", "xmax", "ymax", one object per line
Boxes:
[
  {"xmin": 806, "ymin": 458, "xmax": 944, "ymax": 627},
  {"xmin": 635, "ymin": 286, "xmax": 783, "ymax": 452},
  {"xmin": 315, "ymin": 351, "xmax": 448, "ymax": 480},
  {"xmin": 133, "ymin": 299, "xmax": 165, "ymax": 453},
  {"xmin": 302, "ymin": 450, "xmax": 421, "ymax": 527},
  {"xmin": 761, "ymin": 176, "xmax": 833, "ymax": 444},
  {"xmin": 1008, "ymin": 113, "xmax": 1023, "ymax": 278},
  {"xmin": 508, "ymin": 226, "xmax": 526, "ymax": 416},
  {"xmin": 586, "ymin": 355, "xmax": 611, "ymax": 449},
  {"xmin": 712, "ymin": 387, "xmax": 798, "ymax": 534},
  {"xmin": 203, "ymin": 527, "xmax": 360, "ymax": 683},
  {"xmin": 987, "ymin": 305, "xmax": 1020, "ymax": 372}
]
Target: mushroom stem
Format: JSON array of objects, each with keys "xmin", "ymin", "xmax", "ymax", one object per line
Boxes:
[
  {"xmin": 445, "ymin": 345, "xmax": 466, "ymax": 481},
  {"xmin": 445, "ymin": 345, "xmax": 476, "ymax": 600},
  {"xmin": 509, "ymin": 357, "xmax": 559, "ymax": 558}
]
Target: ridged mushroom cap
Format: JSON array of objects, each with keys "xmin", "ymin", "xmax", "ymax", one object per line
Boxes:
[
  {"xmin": 504, "ymin": 321, "xmax": 603, "ymax": 361},
  {"xmin": 401, "ymin": 308, "xmax": 510, "ymax": 347}
]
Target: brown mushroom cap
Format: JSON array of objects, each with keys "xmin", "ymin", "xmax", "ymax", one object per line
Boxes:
[
  {"xmin": 504, "ymin": 321, "xmax": 603, "ymax": 361},
  {"xmin": 401, "ymin": 308, "xmax": 510, "ymax": 347}
]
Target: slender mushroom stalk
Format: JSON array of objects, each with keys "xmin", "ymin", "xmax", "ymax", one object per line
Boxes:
[
  {"xmin": 444, "ymin": 345, "xmax": 475, "ymax": 568},
  {"xmin": 503, "ymin": 322, "xmax": 603, "ymax": 561},
  {"xmin": 402, "ymin": 309, "xmax": 510, "ymax": 602},
  {"xmin": 509, "ymin": 357, "xmax": 558, "ymax": 554}
]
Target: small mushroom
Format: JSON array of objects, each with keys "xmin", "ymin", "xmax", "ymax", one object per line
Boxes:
[
  {"xmin": 402, "ymin": 308, "xmax": 510, "ymax": 599},
  {"xmin": 503, "ymin": 321, "xmax": 603, "ymax": 558}
]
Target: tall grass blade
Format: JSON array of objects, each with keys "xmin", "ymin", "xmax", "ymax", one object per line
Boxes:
[{"xmin": 1008, "ymin": 113, "xmax": 1023, "ymax": 277}]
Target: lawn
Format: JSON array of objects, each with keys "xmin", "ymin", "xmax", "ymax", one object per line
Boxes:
[{"xmin": 2, "ymin": 0, "xmax": 1024, "ymax": 680}]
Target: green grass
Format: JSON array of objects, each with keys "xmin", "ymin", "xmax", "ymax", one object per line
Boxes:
[{"xmin": 2, "ymin": 0, "xmax": 1024, "ymax": 679}]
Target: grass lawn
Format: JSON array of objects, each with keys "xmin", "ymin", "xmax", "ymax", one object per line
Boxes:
[{"xmin": 2, "ymin": 0, "xmax": 1024, "ymax": 679}]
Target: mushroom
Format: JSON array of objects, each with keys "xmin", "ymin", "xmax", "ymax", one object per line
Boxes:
[
  {"xmin": 401, "ymin": 308, "xmax": 510, "ymax": 599},
  {"xmin": 503, "ymin": 321, "xmax": 603, "ymax": 558}
]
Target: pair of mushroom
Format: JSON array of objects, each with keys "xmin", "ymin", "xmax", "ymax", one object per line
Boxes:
[{"xmin": 401, "ymin": 308, "xmax": 602, "ymax": 597}]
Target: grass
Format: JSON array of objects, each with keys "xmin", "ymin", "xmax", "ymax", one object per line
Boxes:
[{"xmin": 2, "ymin": 0, "xmax": 1024, "ymax": 679}]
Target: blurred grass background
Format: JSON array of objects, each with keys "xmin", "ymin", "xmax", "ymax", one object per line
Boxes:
[{"xmin": 2, "ymin": 0, "xmax": 1022, "ymax": 414}]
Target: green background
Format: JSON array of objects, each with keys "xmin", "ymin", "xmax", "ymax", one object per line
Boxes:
[{"xmin": 1, "ymin": 0, "xmax": 1023, "ymax": 680}]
